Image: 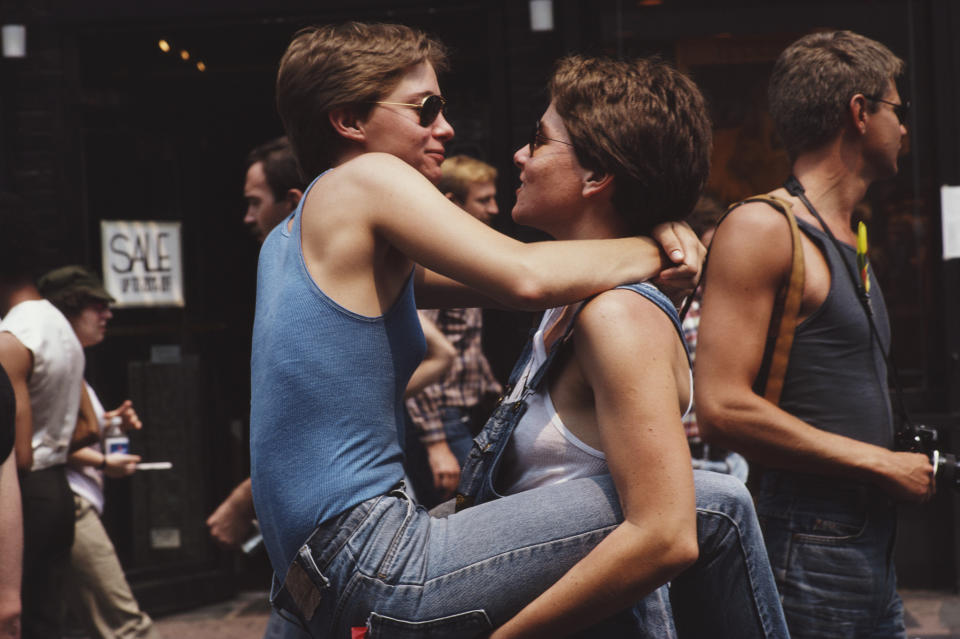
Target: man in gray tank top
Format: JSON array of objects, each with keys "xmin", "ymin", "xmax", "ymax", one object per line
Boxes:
[{"xmin": 695, "ymin": 31, "xmax": 935, "ymax": 639}]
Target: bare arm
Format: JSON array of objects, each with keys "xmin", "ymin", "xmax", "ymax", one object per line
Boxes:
[
  {"xmin": 310, "ymin": 154, "xmax": 689, "ymax": 314},
  {"xmin": 68, "ymin": 447, "xmax": 141, "ymax": 478},
  {"xmin": 695, "ymin": 204, "xmax": 934, "ymax": 501},
  {"xmin": 414, "ymin": 220, "xmax": 704, "ymax": 310},
  {"xmin": 0, "ymin": 449, "xmax": 21, "ymax": 639},
  {"xmin": 207, "ymin": 477, "xmax": 256, "ymax": 550},
  {"xmin": 493, "ymin": 291, "xmax": 698, "ymax": 638},
  {"xmin": 0, "ymin": 334, "xmax": 33, "ymax": 472},
  {"xmin": 404, "ymin": 312, "xmax": 456, "ymax": 399}
]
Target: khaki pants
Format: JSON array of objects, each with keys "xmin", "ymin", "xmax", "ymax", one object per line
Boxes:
[{"xmin": 67, "ymin": 494, "xmax": 157, "ymax": 639}]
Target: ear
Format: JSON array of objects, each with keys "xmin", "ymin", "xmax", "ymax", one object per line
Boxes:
[
  {"xmin": 581, "ymin": 170, "xmax": 614, "ymax": 200},
  {"xmin": 284, "ymin": 188, "xmax": 304, "ymax": 210},
  {"xmin": 848, "ymin": 93, "xmax": 869, "ymax": 135},
  {"xmin": 328, "ymin": 107, "xmax": 366, "ymax": 144}
]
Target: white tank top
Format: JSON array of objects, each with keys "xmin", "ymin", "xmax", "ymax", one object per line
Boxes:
[{"xmin": 498, "ymin": 302, "xmax": 692, "ymax": 495}]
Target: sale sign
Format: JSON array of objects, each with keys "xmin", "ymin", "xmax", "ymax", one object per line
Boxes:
[{"xmin": 100, "ymin": 220, "xmax": 184, "ymax": 307}]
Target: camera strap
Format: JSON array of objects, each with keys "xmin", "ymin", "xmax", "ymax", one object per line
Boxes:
[{"xmin": 783, "ymin": 175, "xmax": 913, "ymax": 432}]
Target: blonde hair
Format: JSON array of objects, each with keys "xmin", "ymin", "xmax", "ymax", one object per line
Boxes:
[{"xmin": 438, "ymin": 156, "xmax": 497, "ymax": 202}]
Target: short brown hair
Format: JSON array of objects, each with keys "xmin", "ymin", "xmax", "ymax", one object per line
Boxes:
[
  {"xmin": 437, "ymin": 155, "xmax": 497, "ymax": 203},
  {"xmin": 246, "ymin": 136, "xmax": 305, "ymax": 201},
  {"xmin": 769, "ymin": 30, "xmax": 904, "ymax": 158},
  {"xmin": 276, "ymin": 22, "xmax": 448, "ymax": 179},
  {"xmin": 549, "ymin": 55, "xmax": 712, "ymax": 234}
]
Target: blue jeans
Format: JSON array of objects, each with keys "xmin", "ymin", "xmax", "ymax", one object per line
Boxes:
[
  {"xmin": 654, "ymin": 470, "xmax": 788, "ymax": 639},
  {"xmin": 274, "ymin": 471, "xmax": 786, "ymax": 638},
  {"xmin": 756, "ymin": 471, "xmax": 905, "ymax": 639},
  {"xmin": 439, "ymin": 406, "xmax": 474, "ymax": 465}
]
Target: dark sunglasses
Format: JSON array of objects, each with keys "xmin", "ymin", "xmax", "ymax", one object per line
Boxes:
[
  {"xmin": 864, "ymin": 95, "xmax": 910, "ymax": 125},
  {"xmin": 373, "ymin": 94, "xmax": 446, "ymax": 127},
  {"xmin": 529, "ymin": 120, "xmax": 574, "ymax": 155}
]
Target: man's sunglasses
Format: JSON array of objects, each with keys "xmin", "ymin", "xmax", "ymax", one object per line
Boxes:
[
  {"xmin": 372, "ymin": 94, "xmax": 446, "ymax": 127},
  {"xmin": 529, "ymin": 120, "xmax": 574, "ymax": 155},
  {"xmin": 864, "ymin": 95, "xmax": 910, "ymax": 125}
]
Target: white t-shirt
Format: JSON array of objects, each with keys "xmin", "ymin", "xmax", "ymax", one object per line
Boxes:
[{"xmin": 0, "ymin": 299, "xmax": 85, "ymax": 470}]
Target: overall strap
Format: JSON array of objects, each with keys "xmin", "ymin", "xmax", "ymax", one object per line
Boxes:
[{"xmin": 523, "ymin": 301, "xmax": 591, "ymax": 394}]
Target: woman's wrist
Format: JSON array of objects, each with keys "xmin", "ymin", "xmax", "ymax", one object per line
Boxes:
[{"xmin": 98, "ymin": 453, "xmax": 107, "ymax": 470}]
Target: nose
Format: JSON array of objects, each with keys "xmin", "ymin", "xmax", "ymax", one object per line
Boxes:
[
  {"xmin": 514, "ymin": 144, "xmax": 530, "ymax": 169},
  {"xmin": 433, "ymin": 112, "xmax": 454, "ymax": 142},
  {"xmin": 244, "ymin": 206, "xmax": 256, "ymax": 226},
  {"xmin": 487, "ymin": 199, "xmax": 499, "ymax": 216}
]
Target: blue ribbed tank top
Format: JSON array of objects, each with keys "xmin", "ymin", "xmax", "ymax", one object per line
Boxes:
[
  {"xmin": 250, "ymin": 172, "xmax": 425, "ymax": 577},
  {"xmin": 777, "ymin": 217, "xmax": 893, "ymax": 449}
]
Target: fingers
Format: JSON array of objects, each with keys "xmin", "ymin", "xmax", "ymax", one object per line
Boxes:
[
  {"xmin": 432, "ymin": 470, "xmax": 459, "ymax": 497},
  {"xmin": 652, "ymin": 221, "xmax": 685, "ymax": 264}
]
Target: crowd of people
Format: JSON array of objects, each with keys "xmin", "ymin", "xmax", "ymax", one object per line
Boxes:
[{"xmin": 0, "ymin": 17, "xmax": 937, "ymax": 639}]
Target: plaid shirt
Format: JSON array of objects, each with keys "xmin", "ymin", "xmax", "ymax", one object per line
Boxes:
[
  {"xmin": 406, "ymin": 308, "xmax": 502, "ymax": 444},
  {"xmin": 681, "ymin": 296, "xmax": 701, "ymax": 439}
]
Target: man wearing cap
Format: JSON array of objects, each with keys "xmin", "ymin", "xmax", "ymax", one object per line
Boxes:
[
  {"xmin": 39, "ymin": 265, "xmax": 157, "ymax": 639},
  {"xmin": 0, "ymin": 198, "xmax": 86, "ymax": 639}
]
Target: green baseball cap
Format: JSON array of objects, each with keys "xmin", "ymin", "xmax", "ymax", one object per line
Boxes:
[{"xmin": 37, "ymin": 265, "xmax": 115, "ymax": 303}]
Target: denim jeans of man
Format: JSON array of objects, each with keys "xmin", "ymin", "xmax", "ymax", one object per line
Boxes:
[{"xmin": 756, "ymin": 470, "xmax": 905, "ymax": 639}]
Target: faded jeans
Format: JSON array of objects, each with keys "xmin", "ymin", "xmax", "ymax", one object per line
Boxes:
[
  {"xmin": 757, "ymin": 470, "xmax": 905, "ymax": 639},
  {"xmin": 273, "ymin": 471, "xmax": 786, "ymax": 638}
]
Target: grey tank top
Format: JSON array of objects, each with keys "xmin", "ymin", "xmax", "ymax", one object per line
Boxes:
[{"xmin": 777, "ymin": 217, "xmax": 893, "ymax": 449}]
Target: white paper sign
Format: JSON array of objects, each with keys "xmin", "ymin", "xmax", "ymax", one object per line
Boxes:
[
  {"xmin": 100, "ymin": 220, "xmax": 184, "ymax": 307},
  {"xmin": 941, "ymin": 185, "xmax": 960, "ymax": 261}
]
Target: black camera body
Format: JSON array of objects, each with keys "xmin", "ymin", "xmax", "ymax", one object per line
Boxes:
[{"xmin": 896, "ymin": 423, "xmax": 960, "ymax": 491}]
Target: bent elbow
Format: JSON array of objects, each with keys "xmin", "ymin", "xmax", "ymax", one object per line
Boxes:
[
  {"xmin": 695, "ymin": 394, "xmax": 742, "ymax": 448},
  {"xmin": 500, "ymin": 264, "xmax": 551, "ymax": 310},
  {"xmin": 662, "ymin": 528, "xmax": 699, "ymax": 577}
]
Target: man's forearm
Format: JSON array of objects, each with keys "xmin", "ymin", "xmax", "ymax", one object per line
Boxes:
[{"xmin": 697, "ymin": 389, "xmax": 933, "ymax": 500}]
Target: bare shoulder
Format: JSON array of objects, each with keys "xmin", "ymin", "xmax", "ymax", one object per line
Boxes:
[
  {"xmin": 575, "ymin": 288, "xmax": 679, "ymax": 355},
  {"xmin": 709, "ymin": 197, "xmax": 795, "ymax": 280},
  {"xmin": 0, "ymin": 333, "xmax": 31, "ymax": 379}
]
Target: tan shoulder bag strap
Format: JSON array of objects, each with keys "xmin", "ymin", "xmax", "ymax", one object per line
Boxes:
[{"xmin": 723, "ymin": 194, "xmax": 804, "ymax": 405}]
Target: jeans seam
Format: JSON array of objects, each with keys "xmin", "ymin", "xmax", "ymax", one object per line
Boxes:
[
  {"xmin": 697, "ymin": 507, "xmax": 775, "ymax": 638},
  {"xmin": 375, "ymin": 492, "xmax": 416, "ymax": 580}
]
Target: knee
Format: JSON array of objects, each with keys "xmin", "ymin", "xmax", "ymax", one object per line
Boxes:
[{"xmin": 693, "ymin": 469, "xmax": 754, "ymax": 519}]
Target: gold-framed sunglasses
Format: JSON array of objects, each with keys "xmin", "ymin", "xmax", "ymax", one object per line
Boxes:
[{"xmin": 372, "ymin": 94, "xmax": 446, "ymax": 127}]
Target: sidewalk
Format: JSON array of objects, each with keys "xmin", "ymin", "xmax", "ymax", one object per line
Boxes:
[{"xmin": 151, "ymin": 588, "xmax": 960, "ymax": 638}]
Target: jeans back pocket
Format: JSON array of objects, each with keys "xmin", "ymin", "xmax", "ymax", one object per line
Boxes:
[{"xmin": 366, "ymin": 609, "xmax": 492, "ymax": 638}]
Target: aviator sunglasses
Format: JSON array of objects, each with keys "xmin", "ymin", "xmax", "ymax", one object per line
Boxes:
[
  {"xmin": 529, "ymin": 120, "xmax": 574, "ymax": 155},
  {"xmin": 864, "ymin": 95, "xmax": 910, "ymax": 125},
  {"xmin": 372, "ymin": 94, "xmax": 446, "ymax": 127}
]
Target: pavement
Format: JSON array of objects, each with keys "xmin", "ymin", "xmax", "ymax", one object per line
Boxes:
[{"xmin": 148, "ymin": 588, "xmax": 960, "ymax": 638}]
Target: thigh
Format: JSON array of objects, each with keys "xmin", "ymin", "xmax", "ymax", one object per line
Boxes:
[
  {"xmin": 20, "ymin": 467, "xmax": 74, "ymax": 639},
  {"xmin": 319, "ymin": 475, "xmax": 623, "ymax": 637},
  {"xmin": 759, "ymin": 492, "xmax": 892, "ymax": 638}
]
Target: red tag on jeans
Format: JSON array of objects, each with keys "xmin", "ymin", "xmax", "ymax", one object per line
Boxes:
[{"xmin": 351, "ymin": 627, "xmax": 368, "ymax": 639}]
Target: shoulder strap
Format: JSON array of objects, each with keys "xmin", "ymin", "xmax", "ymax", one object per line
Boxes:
[{"xmin": 717, "ymin": 194, "xmax": 804, "ymax": 405}]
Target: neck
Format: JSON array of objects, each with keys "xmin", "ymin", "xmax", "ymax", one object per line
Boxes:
[
  {"xmin": 0, "ymin": 282, "xmax": 42, "ymax": 316},
  {"xmin": 552, "ymin": 201, "xmax": 628, "ymax": 242},
  {"xmin": 791, "ymin": 138, "xmax": 872, "ymax": 233}
]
